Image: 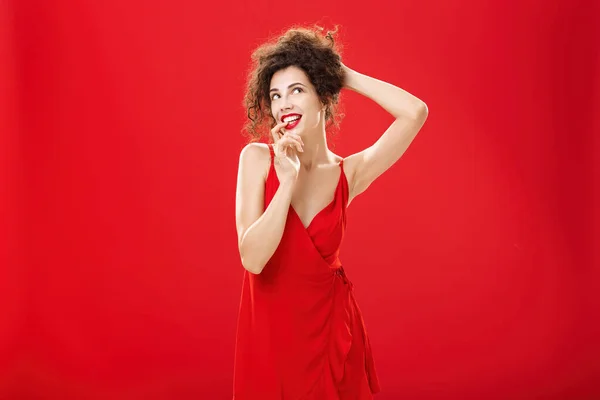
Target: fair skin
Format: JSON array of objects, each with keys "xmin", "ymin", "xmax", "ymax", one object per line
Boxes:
[{"xmin": 236, "ymin": 64, "xmax": 428, "ymax": 274}]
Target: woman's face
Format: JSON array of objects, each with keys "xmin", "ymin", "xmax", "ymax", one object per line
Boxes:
[{"xmin": 269, "ymin": 66, "xmax": 325, "ymax": 136}]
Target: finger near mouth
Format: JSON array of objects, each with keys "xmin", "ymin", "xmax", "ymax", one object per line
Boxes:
[{"xmin": 285, "ymin": 119, "xmax": 300, "ymax": 129}]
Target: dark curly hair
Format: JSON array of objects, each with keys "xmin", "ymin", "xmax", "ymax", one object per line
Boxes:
[{"xmin": 242, "ymin": 25, "xmax": 346, "ymax": 143}]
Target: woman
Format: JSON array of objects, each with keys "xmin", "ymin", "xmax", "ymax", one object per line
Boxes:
[{"xmin": 234, "ymin": 26, "xmax": 428, "ymax": 399}]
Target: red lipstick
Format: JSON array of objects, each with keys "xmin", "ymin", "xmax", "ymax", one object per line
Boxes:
[{"xmin": 281, "ymin": 113, "xmax": 302, "ymax": 130}]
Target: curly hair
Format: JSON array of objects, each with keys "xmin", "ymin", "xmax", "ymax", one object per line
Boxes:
[{"xmin": 242, "ymin": 25, "xmax": 346, "ymax": 143}]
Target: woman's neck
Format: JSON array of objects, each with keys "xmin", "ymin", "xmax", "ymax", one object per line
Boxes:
[{"xmin": 296, "ymin": 130, "xmax": 331, "ymax": 171}]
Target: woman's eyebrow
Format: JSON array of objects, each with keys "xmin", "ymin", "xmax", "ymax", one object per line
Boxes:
[{"xmin": 269, "ymin": 82, "xmax": 306, "ymax": 93}]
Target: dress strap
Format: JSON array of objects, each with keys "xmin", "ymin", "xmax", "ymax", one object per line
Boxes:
[
  {"xmin": 268, "ymin": 143, "xmax": 275, "ymax": 161},
  {"xmin": 268, "ymin": 143, "xmax": 275, "ymax": 170},
  {"xmin": 338, "ymin": 158, "xmax": 349, "ymax": 210}
]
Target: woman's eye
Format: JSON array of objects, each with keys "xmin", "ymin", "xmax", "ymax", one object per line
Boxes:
[{"xmin": 271, "ymin": 87, "xmax": 301, "ymax": 100}]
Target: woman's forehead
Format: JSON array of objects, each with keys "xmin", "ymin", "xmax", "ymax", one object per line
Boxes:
[{"xmin": 270, "ymin": 66, "xmax": 309, "ymax": 88}]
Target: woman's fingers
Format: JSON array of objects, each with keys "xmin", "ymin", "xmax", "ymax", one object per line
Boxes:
[
  {"xmin": 271, "ymin": 122, "xmax": 303, "ymax": 153},
  {"xmin": 271, "ymin": 123, "xmax": 304, "ymax": 143},
  {"xmin": 270, "ymin": 128, "xmax": 281, "ymax": 143},
  {"xmin": 270, "ymin": 121, "xmax": 288, "ymax": 142},
  {"xmin": 277, "ymin": 137, "xmax": 303, "ymax": 153},
  {"xmin": 285, "ymin": 133, "xmax": 304, "ymax": 147}
]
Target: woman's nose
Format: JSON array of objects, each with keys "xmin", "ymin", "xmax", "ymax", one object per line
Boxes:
[{"xmin": 280, "ymin": 98, "xmax": 293, "ymax": 111}]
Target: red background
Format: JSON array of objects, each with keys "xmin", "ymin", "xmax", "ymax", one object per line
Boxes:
[{"xmin": 2, "ymin": 0, "xmax": 599, "ymax": 398}]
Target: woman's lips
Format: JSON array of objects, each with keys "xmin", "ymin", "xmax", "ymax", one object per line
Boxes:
[{"xmin": 285, "ymin": 116, "xmax": 301, "ymax": 129}]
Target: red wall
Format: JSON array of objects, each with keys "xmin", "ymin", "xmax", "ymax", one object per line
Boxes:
[
  {"xmin": 1, "ymin": 0, "xmax": 24, "ymax": 394},
  {"xmin": 3, "ymin": 0, "xmax": 599, "ymax": 398}
]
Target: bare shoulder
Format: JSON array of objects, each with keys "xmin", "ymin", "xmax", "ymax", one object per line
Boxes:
[{"xmin": 239, "ymin": 142, "xmax": 271, "ymax": 180}]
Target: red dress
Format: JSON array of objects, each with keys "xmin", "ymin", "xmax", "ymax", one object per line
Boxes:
[{"xmin": 233, "ymin": 144, "xmax": 380, "ymax": 399}]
